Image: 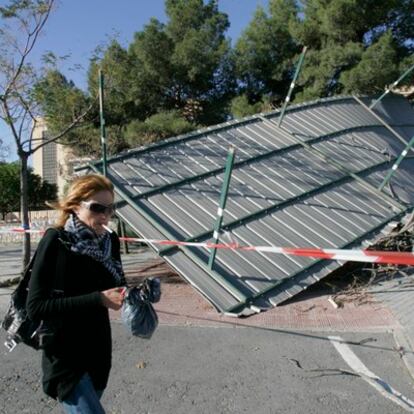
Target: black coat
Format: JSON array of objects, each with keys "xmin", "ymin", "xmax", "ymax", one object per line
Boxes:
[{"xmin": 26, "ymin": 227, "xmax": 122, "ymax": 401}]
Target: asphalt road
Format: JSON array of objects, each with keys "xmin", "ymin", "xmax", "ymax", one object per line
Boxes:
[
  {"xmin": 2, "ymin": 237, "xmax": 414, "ymax": 413},
  {"xmin": 0, "ymin": 305, "xmax": 413, "ymax": 414}
]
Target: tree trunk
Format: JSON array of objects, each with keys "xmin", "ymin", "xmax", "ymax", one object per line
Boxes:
[{"xmin": 20, "ymin": 155, "xmax": 31, "ymax": 269}]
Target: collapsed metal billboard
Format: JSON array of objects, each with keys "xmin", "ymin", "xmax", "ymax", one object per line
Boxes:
[{"xmin": 79, "ymin": 94, "xmax": 414, "ymax": 316}]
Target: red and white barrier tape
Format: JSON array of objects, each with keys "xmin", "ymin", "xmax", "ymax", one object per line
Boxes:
[{"xmin": 1, "ymin": 228, "xmax": 414, "ymax": 266}]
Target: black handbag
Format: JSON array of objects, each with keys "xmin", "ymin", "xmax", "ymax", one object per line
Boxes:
[
  {"xmin": 121, "ymin": 278, "xmax": 161, "ymax": 339},
  {"xmin": 2, "ymin": 229, "xmax": 67, "ymax": 352}
]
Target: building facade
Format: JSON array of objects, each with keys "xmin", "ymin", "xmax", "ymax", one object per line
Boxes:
[{"xmin": 32, "ymin": 118, "xmax": 73, "ymax": 196}]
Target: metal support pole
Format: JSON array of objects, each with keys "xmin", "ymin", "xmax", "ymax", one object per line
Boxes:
[
  {"xmin": 88, "ymin": 162, "xmax": 248, "ymax": 303},
  {"xmin": 379, "ymin": 134, "xmax": 414, "ymax": 191},
  {"xmin": 118, "ymin": 218, "xmax": 129, "ymax": 254},
  {"xmin": 370, "ymin": 62, "xmax": 414, "ymax": 109},
  {"xmin": 99, "ymin": 69, "xmax": 108, "ymax": 177},
  {"xmin": 208, "ymin": 146, "xmax": 236, "ymax": 270},
  {"xmin": 278, "ymin": 46, "xmax": 307, "ymax": 128}
]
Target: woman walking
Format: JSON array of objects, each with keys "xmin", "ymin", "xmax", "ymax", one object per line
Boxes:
[{"xmin": 26, "ymin": 174, "xmax": 126, "ymax": 413}]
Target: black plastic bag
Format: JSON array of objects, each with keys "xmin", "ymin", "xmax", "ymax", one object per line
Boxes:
[
  {"xmin": 121, "ymin": 278, "xmax": 160, "ymax": 339},
  {"xmin": 147, "ymin": 277, "xmax": 161, "ymax": 303}
]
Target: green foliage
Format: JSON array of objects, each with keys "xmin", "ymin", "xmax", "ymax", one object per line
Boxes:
[
  {"xmin": 0, "ymin": 0, "xmax": 48, "ymax": 18},
  {"xmin": 234, "ymin": 0, "xmax": 300, "ymax": 103},
  {"xmin": 125, "ymin": 110, "xmax": 197, "ymax": 148},
  {"xmin": 292, "ymin": 0, "xmax": 414, "ymax": 100},
  {"xmin": 35, "ymin": 0, "xmax": 414, "ymax": 159},
  {"xmin": 34, "ymin": 70, "xmax": 91, "ymax": 125},
  {"xmin": 128, "ymin": 19, "xmax": 174, "ymax": 118},
  {"xmin": 399, "ymin": 54, "xmax": 414, "ymax": 88},
  {"xmin": 0, "ymin": 162, "xmax": 57, "ymax": 218},
  {"xmin": 341, "ymin": 32, "xmax": 400, "ymax": 94},
  {"xmin": 291, "ymin": 0, "xmax": 399, "ymax": 46},
  {"xmin": 127, "ymin": 0, "xmax": 235, "ymax": 124},
  {"xmin": 33, "ymin": 69, "xmax": 95, "ymax": 151},
  {"xmin": 389, "ymin": 0, "xmax": 414, "ymax": 53},
  {"xmin": 27, "ymin": 167, "xmax": 57, "ymax": 210},
  {"xmin": 60, "ymin": 124, "xmax": 129, "ymax": 158},
  {"xmin": 0, "ymin": 162, "xmax": 19, "ymax": 218},
  {"xmin": 88, "ymin": 41, "xmax": 135, "ymax": 126},
  {"xmin": 230, "ymin": 94, "xmax": 273, "ymax": 118},
  {"xmin": 294, "ymin": 43, "xmax": 363, "ymax": 101},
  {"xmin": 38, "ymin": 0, "xmax": 235, "ymax": 156}
]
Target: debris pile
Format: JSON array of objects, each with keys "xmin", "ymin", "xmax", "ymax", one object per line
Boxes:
[{"xmin": 326, "ymin": 218, "xmax": 414, "ymax": 307}]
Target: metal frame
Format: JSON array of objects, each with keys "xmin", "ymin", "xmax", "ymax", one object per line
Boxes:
[
  {"xmin": 88, "ymin": 163, "xmax": 249, "ymax": 303},
  {"xmin": 81, "ymin": 94, "xmax": 414, "ymax": 314},
  {"xmin": 353, "ymin": 95, "xmax": 413, "ymax": 149},
  {"xmin": 275, "ymin": 119, "xmax": 404, "ymax": 210},
  {"xmin": 114, "ymin": 123, "xmax": 414, "ymax": 208},
  {"xmin": 159, "ymin": 158, "xmax": 406, "ymax": 256},
  {"xmin": 76, "ymin": 117, "xmax": 259, "ymax": 172},
  {"xmin": 225, "ymin": 207, "xmax": 411, "ymax": 314},
  {"xmin": 76, "ymin": 94, "xmax": 396, "ymax": 173}
]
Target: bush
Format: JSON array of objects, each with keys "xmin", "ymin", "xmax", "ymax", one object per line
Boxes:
[
  {"xmin": 230, "ymin": 94, "xmax": 273, "ymax": 118},
  {"xmin": 125, "ymin": 110, "xmax": 197, "ymax": 148}
]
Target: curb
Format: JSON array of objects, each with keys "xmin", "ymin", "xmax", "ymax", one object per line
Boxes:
[{"xmin": 393, "ymin": 327, "xmax": 414, "ymax": 381}]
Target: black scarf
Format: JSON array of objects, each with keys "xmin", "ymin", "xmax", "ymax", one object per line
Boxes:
[{"xmin": 64, "ymin": 214, "xmax": 126, "ymax": 286}]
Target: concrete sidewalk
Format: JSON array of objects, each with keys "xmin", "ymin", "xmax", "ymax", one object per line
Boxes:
[
  {"xmin": 0, "ymin": 245, "xmax": 399, "ymax": 331},
  {"xmin": 1, "ymin": 245, "xmax": 414, "ymax": 379},
  {"xmin": 369, "ymin": 270, "xmax": 414, "ymax": 378}
]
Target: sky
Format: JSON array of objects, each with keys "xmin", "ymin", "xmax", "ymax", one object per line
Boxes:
[{"xmin": 0, "ymin": 0, "xmax": 268, "ymax": 162}]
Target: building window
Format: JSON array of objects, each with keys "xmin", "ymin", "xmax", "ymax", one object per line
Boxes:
[{"xmin": 41, "ymin": 131, "xmax": 57, "ymax": 185}]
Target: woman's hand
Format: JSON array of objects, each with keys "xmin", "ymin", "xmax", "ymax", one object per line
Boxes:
[{"xmin": 100, "ymin": 287, "xmax": 125, "ymax": 310}]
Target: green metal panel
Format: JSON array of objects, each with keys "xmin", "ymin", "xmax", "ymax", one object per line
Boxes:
[
  {"xmin": 87, "ymin": 163, "xmax": 249, "ymax": 303},
  {"xmin": 225, "ymin": 208, "xmax": 411, "ymax": 314},
  {"xmin": 159, "ymin": 157, "xmax": 406, "ymax": 256},
  {"xmin": 279, "ymin": 119, "xmax": 405, "ymax": 210},
  {"xmin": 76, "ymin": 94, "xmax": 397, "ymax": 173},
  {"xmin": 76, "ymin": 118, "xmax": 259, "ymax": 171},
  {"xmin": 115, "ymin": 123, "xmax": 414, "ymax": 207},
  {"xmin": 80, "ymin": 94, "xmax": 414, "ymax": 313},
  {"xmin": 354, "ymin": 95, "xmax": 413, "ymax": 150}
]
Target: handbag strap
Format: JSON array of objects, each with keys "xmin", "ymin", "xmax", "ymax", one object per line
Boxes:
[
  {"xmin": 12, "ymin": 228, "xmax": 68, "ymax": 307},
  {"xmin": 15, "ymin": 250, "xmax": 38, "ymax": 302},
  {"xmin": 52, "ymin": 228, "xmax": 69, "ymax": 293}
]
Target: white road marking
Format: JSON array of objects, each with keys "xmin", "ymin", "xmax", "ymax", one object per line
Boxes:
[{"xmin": 329, "ymin": 335, "xmax": 414, "ymax": 412}]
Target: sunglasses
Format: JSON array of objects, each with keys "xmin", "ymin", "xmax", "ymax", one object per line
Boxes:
[{"xmin": 81, "ymin": 200, "xmax": 115, "ymax": 215}]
